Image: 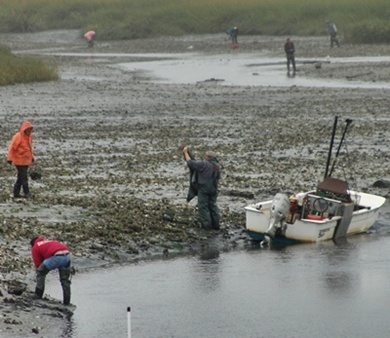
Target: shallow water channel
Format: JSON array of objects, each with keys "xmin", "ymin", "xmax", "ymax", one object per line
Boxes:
[
  {"xmin": 41, "ymin": 50, "xmax": 390, "ymax": 337},
  {"xmin": 38, "ymin": 51, "xmax": 390, "ymax": 89},
  {"xmin": 46, "ymin": 204, "xmax": 390, "ymax": 338},
  {"xmin": 113, "ymin": 54, "xmax": 390, "ymax": 89}
]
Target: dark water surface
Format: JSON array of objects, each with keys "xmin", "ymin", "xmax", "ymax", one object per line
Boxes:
[{"xmin": 47, "ymin": 209, "xmax": 390, "ymax": 338}]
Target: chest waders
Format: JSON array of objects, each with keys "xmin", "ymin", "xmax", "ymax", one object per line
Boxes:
[{"xmin": 197, "ymin": 179, "xmax": 219, "ymax": 230}]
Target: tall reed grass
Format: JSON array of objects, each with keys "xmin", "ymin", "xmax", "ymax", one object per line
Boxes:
[
  {"xmin": 0, "ymin": 46, "xmax": 59, "ymax": 86},
  {"xmin": 0, "ymin": 0, "xmax": 389, "ymax": 43}
]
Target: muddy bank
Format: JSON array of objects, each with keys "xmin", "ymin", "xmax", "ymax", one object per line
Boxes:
[{"xmin": 0, "ymin": 30, "xmax": 390, "ymax": 337}]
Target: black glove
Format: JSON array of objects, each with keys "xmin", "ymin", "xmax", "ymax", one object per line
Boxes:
[
  {"xmin": 7, "ymin": 160, "xmax": 12, "ymax": 165},
  {"xmin": 32, "ymin": 158, "xmax": 35, "ymax": 163}
]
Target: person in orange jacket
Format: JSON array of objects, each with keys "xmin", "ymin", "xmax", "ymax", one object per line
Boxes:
[{"xmin": 7, "ymin": 121, "xmax": 34, "ymax": 198}]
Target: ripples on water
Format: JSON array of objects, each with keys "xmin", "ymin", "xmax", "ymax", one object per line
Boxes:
[{"xmin": 46, "ymin": 204, "xmax": 390, "ymax": 338}]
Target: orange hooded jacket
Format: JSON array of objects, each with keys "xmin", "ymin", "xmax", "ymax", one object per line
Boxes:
[{"xmin": 7, "ymin": 121, "xmax": 34, "ymax": 166}]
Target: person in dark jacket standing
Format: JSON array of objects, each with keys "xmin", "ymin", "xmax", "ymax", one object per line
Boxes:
[
  {"xmin": 226, "ymin": 27, "xmax": 239, "ymax": 44},
  {"xmin": 182, "ymin": 147, "xmax": 221, "ymax": 230},
  {"xmin": 30, "ymin": 236, "xmax": 72, "ymax": 305},
  {"xmin": 284, "ymin": 38, "xmax": 296, "ymax": 75},
  {"xmin": 326, "ymin": 20, "xmax": 340, "ymax": 48},
  {"xmin": 7, "ymin": 121, "xmax": 34, "ymax": 198}
]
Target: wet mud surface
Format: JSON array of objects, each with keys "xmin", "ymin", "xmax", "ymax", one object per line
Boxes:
[{"xmin": 1, "ymin": 30, "xmax": 390, "ymax": 337}]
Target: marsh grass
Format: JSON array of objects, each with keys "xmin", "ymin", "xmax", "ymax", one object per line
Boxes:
[
  {"xmin": 0, "ymin": 46, "xmax": 59, "ymax": 86},
  {"xmin": 0, "ymin": 0, "xmax": 389, "ymax": 43}
]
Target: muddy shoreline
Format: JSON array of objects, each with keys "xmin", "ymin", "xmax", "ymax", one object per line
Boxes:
[{"xmin": 1, "ymin": 30, "xmax": 390, "ymax": 337}]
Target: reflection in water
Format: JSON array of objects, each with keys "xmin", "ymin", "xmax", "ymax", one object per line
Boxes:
[
  {"xmin": 323, "ymin": 271, "xmax": 353, "ymax": 293},
  {"xmin": 199, "ymin": 245, "xmax": 220, "ymax": 261},
  {"xmin": 62, "ymin": 319, "xmax": 75, "ymax": 338},
  {"xmin": 321, "ymin": 239, "xmax": 355, "ymax": 291},
  {"xmin": 47, "ymin": 211, "xmax": 390, "ymax": 338},
  {"xmin": 192, "ymin": 244, "xmax": 221, "ymax": 293}
]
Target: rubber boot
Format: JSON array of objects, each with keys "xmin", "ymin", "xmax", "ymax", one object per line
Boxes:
[
  {"xmin": 208, "ymin": 188, "xmax": 220, "ymax": 230},
  {"xmin": 22, "ymin": 183, "xmax": 32, "ymax": 199},
  {"xmin": 34, "ymin": 287, "xmax": 44, "ymax": 299},
  {"xmin": 13, "ymin": 182, "xmax": 22, "ymax": 198},
  {"xmin": 59, "ymin": 268, "xmax": 71, "ymax": 305},
  {"xmin": 35, "ymin": 264, "xmax": 50, "ymax": 299}
]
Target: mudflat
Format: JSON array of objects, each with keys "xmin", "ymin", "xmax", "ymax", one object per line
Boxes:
[{"xmin": 0, "ymin": 30, "xmax": 389, "ymax": 337}]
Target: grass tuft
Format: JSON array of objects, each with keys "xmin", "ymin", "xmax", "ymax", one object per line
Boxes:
[
  {"xmin": 0, "ymin": 0, "xmax": 389, "ymax": 43},
  {"xmin": 0, "ymin": 46, "xmax": 59, "ymax": 86}
]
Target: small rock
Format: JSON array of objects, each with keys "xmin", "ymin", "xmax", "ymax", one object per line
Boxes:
[
  {"xmin": 7, "ymin": 280, "xmax": 27, "ymax": 296},
  {"xmin": 373, "ymin": 179, "xmax": 390, "ymax": 188}
]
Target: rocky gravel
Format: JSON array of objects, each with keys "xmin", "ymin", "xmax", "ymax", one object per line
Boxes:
[{"xmin": 0, "ymin": 30, "xmax": 390, "ymax": 337}]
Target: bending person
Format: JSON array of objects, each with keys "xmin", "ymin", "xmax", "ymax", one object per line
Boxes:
[
  {"xmin": 84, "ymin": 30, "xmax": 96, "ymax": 48},
  {"xmin": 31, "ymin": 236, "xmax": 72, "ymax": 305}
]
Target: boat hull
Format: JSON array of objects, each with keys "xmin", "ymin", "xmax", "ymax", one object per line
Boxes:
[{"xmin": 245, "ymin": 191, "xmax": 385, "ymax": 243}]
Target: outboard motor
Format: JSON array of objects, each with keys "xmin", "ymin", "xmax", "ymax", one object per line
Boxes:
[{"xmin": 261, "ymin": 193, "xmax": 290, "ymax": 246}]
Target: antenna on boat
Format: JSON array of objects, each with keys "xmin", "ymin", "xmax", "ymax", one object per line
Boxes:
[
  {"xmin": 328, "ymin": 118, "xmax": 353, "ymax": 177},
  {"xmin": 324, "ymin": 116, "xmax": 338, "ymax": 178}
]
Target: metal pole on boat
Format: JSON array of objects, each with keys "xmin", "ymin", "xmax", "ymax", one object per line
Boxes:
[
  {"xmin": 329, "ymin": 118, "xmax": 353, "ymax": 177},
  {"xmin": 325, "ymin": 116, "xmax": 338, "ymax": 178},
  {"xmin": 127, "ymin": 306, "xmax": 131, "ymax": 338}
]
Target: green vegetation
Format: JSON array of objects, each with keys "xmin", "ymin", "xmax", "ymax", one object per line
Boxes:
[
  {"xmin": 0, "ymin": 46, "xmax": 58, "ymax": 86},
  {"xmin": 0, "ymin": 0, "xmax": 387, "ymax": 85},
  {"xmin": 0, "ymin": 0, "xmax": 389, "ymax": 43}
]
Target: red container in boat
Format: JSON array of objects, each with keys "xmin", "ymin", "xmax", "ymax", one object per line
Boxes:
[{"xmin": 307, "ymin": 214, "xmax": 324, "ymax": 221}]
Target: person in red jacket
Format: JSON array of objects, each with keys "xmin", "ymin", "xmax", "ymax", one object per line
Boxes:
[
  {"xmin": 7, "ymin": 121, "xmax": 34, "ymax": 198},
  {"xmin": 30, "ymin": 236, "xmax": 72, "ymax": 305}
]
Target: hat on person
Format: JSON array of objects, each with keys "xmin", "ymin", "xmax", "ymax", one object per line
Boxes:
[{"xmin": 205, "ymin": 151, "xmax": 217, "ymax": 160}]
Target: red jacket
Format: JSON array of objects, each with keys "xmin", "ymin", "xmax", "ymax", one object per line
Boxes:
[
  {"xmin": 7, "ymin": 121, "xmax": 34, "ymax": 166},
  {"xmin": 31, "ymin": 237, "xmax": 70, "ymax": 268}
]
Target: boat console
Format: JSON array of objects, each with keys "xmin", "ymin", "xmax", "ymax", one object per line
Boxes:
[{"xmin": 301, "ymin": 194, "xmax": 343, "ymax": 220}]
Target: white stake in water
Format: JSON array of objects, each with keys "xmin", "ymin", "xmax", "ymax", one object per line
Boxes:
[{"xmin": 127, "ymin": 306, "xmax": 131, "ymax": 338}]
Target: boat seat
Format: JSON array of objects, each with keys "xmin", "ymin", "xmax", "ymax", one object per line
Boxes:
[{"xmin": 317, "ymin": 177, "xmax": 352, "ymax": 203}]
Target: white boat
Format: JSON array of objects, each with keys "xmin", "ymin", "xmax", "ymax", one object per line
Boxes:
[{"xmin": 245, "ymin": 117, "xmax": 386, "ymax": 245}]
